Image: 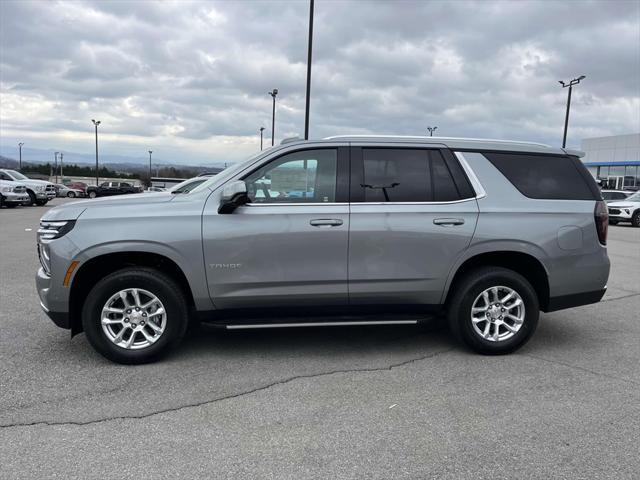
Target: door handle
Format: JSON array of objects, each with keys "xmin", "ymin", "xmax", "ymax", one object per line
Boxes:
[
  {"xmin": 433, "ymin": 218, "xmax": 465, "ymax": 226},
  {"xmin": 310, "ymin": 218, "xmax": 343, "ymax": 227}
]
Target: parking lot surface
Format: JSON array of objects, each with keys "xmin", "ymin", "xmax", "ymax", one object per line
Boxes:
[{"xmin": 1, "ymin": 198, "xmax": 639, "ymax": 479}]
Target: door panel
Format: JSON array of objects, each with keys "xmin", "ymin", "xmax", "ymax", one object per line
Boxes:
[
  {"xmin": 348, "ymin": 145, "xmax": 479, "ymax": 305},
  {"xmin": 203, "ymin": 203, "xmax": 349, "ymax": 308},
  {"xmin": 202, "ymin": 146, "xmax": 350, "ymax": 309}
]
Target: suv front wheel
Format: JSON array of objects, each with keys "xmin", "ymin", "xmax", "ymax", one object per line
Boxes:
[
  {"xmin": 447, "ymin": 267, "xmax": 539, "ymax": 355},
  {"xmin": 82, "ymin": 268, "xmax": 188, "ymax": 364}
]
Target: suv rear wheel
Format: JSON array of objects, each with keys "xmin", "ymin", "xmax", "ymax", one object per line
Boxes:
[
  {"xmin": 82, "ymin": 268, "xmax": 188, "ymax": 364},
  {"xmin": 447, "ymin": 267, "xmax": 539, "ymax": 354}
]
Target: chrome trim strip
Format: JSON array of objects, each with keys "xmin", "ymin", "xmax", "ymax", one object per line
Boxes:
[
  {"xmin": 454, "ymin": 151, "xmax": 487, "ymax": 199},
  {"xmin": 352, "ymin": 199, "xmax": 476, "ymax": 206},
  {"xmin": 226, "ymin": 320, "xmax": 418, "ymax": 329},
  {"xmin": 39, "ymin": 301, "xmax": 49, "ymax": 313},
  {"xmin": 244, "ymin": 202, "xmax": 349, "ymax": 207}
]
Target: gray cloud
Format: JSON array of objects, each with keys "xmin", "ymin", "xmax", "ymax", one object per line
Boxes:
[{"xmin": 0, "ymin": 0, "xmax": 638, "ymax": 164}]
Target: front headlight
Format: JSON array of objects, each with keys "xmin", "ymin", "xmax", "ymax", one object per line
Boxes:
[
  {"xmin": 37, "ymin": 220, "xmax": 76, "ymax": 241},
  {"xmin": 36, "ymin": 185, "xmax": 45, "ymax": 192},
  {"xmin": 1, "ymin": 186, "xmax": 11, "ymax": 192}
]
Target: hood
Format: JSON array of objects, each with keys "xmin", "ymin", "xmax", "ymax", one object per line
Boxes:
[
  {"xmin": 607, "ymin": 200, "xmax": 639, "ymax": 208},
  {"xmin": 42, "ymin": 192, "xmax": 174, "ymax": 221},
  {"xmin": 9, "ymin": 178, "xmax": 53, "ymax": 187}
]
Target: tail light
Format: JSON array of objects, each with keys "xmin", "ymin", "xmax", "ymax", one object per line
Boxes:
[{"xmin": 594, "ymin": 200, "xmax": 608, "ymax": 245}]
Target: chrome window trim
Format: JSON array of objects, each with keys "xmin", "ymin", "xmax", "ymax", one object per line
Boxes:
[
  {"xmin": 244, "ymin": 202, "xmax": 349, "ymax": 207},
  {"xmin": 352, "ymin": 198, "xmax": 477, "ymax": 206},
  {"xmin": 454, "ymin": 151, "xmax": 487, "ymax": 199}
]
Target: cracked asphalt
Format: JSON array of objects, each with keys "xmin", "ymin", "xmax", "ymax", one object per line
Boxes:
[{"xmin": 1, "ymin": 198, "xmax": 639, "ymax": 479}]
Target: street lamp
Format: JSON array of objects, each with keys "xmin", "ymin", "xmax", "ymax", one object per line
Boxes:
[
  {"xmin": 148, "ymin": 150, "xmax": 153, "ymax": 185},
  {"xmin": 427, "ymin": 126, "xmax": 438, "ymax": 137},
  {"xmin": 259, "ymin": 127, "xmax": 265, "ymax": 150},
  {"xmin": 304, "ymin": 0, "xmax": 315, "ymax": 140},
  {"xmin": 18, "ymin": 142, "xmax": 24, "ymax": 170},
  {"xmin": 92, "ymin": 119, "xmax": 101, "ymax": 185},
  {"xmin": 559, "ymin": 75, "xmax": 586, "ymax": 148},
  {"xmin": 60, "ymin": 152, "xmax": 64, "ymax": 182},
  {"xmin": 54, "ymin": 152, "xmax": 59, "ymax": 184},
  {"xmin": 269, "ymin": 89, "xmax": 278, "ymax": 146}
]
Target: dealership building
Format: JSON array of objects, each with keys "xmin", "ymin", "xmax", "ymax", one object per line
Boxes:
[{"xmin": 581, "ymin": 133, "xmax": 640, "ymax": 189}]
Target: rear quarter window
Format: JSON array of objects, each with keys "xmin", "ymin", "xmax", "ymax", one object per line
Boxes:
[{"xmin": 482, "ymin": 152, "xmax": 599, "ymax": 200}]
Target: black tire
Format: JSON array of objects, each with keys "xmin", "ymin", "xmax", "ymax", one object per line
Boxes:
[
  {"xmin": 82, "ymin": 268, "xmax": 189, "ymax": 364},
  {"xmin": 35, "ymin": 199, "xmax": 48, "ymax": 206},
  {"xmin": 0, "ymin": 195, "xmax": 4, "ymax": 208},
  {"xmin": 67, "ymin": 191, "xmax": 76, "ymax": 198},
  {"xmin": 88, "ymin": 191, "xmax": 97, "ymax": 198},
  {"xmin": 26, "ymin": 190, "xmax": 36, "ymax": 206},
  {"xmin": 447, "ymin": 267, "xmax": 539, "ymax": 355},
  {"xmin": 632, "ymin": 211, "xmax": 640, "ymax": 228}
]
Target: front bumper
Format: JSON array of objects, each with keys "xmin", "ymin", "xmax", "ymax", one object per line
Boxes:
[
  {"xmin": 2, "ymin": 192, "xmax": 30, "ymax": 204},
  {"xmin": 36, "ymin": 266, "xmax": 71, "ymax": 330},
  {"xmin": 608, "ymin": 208, "xmax": 633, "ymax": 221}
]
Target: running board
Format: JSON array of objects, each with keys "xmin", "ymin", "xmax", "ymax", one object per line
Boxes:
[{"xmin": 225, "ymin": 320, "xmax": 419, "ymax": 330}]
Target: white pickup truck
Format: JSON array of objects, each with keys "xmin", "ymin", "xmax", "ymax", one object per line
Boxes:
[
  {"xmin": 0, "ymin": 179, "xmax": 30, "ymax": 207},
  {"xmin": 0, "ymin": 169, "xmax": 56, "ymax": 206}
]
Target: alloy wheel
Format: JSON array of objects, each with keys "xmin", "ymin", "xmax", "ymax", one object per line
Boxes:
[
  {"xmin": 100, "ymin": 288, "xmax": 167, "ymax": 350},
  {"xmin": 470, "ymin": 286, "xmax": 525, "ymax": 342}
]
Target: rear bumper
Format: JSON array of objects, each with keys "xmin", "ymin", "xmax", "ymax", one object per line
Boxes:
[{"xmin": 545, "ymin": 288, "xmax": 607, "ymax": 312}]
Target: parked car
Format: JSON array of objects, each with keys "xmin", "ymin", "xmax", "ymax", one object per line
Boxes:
[
  {"xmin": 66, "ymin": 181, "xmax": 88, "ymax": 194},
  {"xmin": 600, "ymin": 189, "xmax": 632, "ymax": 204},
  {"xmin": 85, "ymin": 181, "xmax": 140, "ymax": 198},
  {"xmin": 0, "ymin": 169, "xmax": 56, "ymax": 206},
  {"xmin": 0, "ymin": 179, "xmax": 30, "ymax": 208},
  {"xmin": 607, "ymin": 191, "xmax": 640, "ymax": 227},
  {"xmin": 55, "ymin": 183, "xmax": 84, "ymax": 198},
  {"xmin": 145, "ymin": 186, "xmax": 166, "ymax": 193},
  {"xmin": 169, "ymin": 177, "xmax": 207, "ymax": 194},
  {"xmin": 36, "ymin": 136, "xmax": 610, "ymax": 364}
]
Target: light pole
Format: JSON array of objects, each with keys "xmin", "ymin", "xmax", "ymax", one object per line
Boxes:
[
  {"xmin": 427, "ymin": 126, "xmax": 438, "ymax": 137},
  {"xmin": 54, "ymin": 152, "xmax": 59, "ymax": 183},
  {"xmin": 60, "ymin": 152, "xmax": 64, "ymax": 182},
  {"xmin": 269, "ymin": 89, "xmax": 278, "ymax": 146},
  {"xmin": 259, "ymin": 127, "xmax": 265, "ymax": 150},
  {"xmin": 304, "ymin": 0, "xmax": 315, "ymax": 140},
  {"xmin": 148, "ymin": 150, "xmax": 153, "ymax": 185},
  {"xmin": 92, "ymin": 119, "xmax": 101, "ymax": 185},
  {"xmin": 559, "ymin": 75, "xmax": 585, "ymax": 148},
  {"xmin": 18, "ymin": 142, "xmax": 24, "ymax": 170}
]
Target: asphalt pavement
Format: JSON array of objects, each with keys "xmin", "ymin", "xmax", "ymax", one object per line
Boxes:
[{"xmin": 1, "ymin": 198, "xmax": 639, "ymax": 479}]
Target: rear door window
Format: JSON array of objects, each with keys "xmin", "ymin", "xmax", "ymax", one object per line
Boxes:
[{"xmin": 482, "ymin": 152, "xmax": 599, "ymax": 200}]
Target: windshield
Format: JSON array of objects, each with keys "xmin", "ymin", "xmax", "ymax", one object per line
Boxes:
[
  {"xmin": 6, "ymin": 169, "xmax": 28, "ymax": 180},
  {"xmin": 626, "ymin": 191, "xmax": 640, "ymax": 202},
  {"xmin": 170, "ymin": 178, "xmax": 206, "ymax": 194},
  {"xmin": 188, "ymin": 147, "xmax": 278, "ymax": 195}
]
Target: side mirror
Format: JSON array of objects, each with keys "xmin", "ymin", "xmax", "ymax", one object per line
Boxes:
[{"xmin": 218, "ymin": 180, "xmax": 249, "ymax": 214}]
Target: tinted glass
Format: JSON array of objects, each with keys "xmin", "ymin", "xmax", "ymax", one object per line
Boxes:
[
  {"xmin": 484, "ymin": 153, "xmax": 598, "ymax": 200},
  {"xmin": 432, "ymin": 153, "xmax": 460, "ymax": 201},
  {"xmin": 362, "ymin": 149, "xmax": 431, "ymax": 202},
  {"xmin": 245, "ymin": 149, "xmax": 337, "ymax": 203}
]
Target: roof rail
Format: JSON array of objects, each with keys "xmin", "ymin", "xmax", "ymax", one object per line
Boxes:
[{"xmin": 280, "ymin": 136, "xmax": 301, "ymax": 145}]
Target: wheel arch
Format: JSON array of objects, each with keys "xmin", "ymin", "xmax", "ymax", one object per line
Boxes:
[
  {"xmin": 68, "ymin": 251, "xmax": 196, "ymax": 336},
  {"xmin": 443, "ymin": 250, "xmax": 551, "ymax": 311}
]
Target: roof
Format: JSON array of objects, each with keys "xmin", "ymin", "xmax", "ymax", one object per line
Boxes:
[
  {"xmin": 279, "ymin": 135, "xmax": 580, "ymax": 156},
  {"xmin": 582, "ymin": 161, "xmax": 640, "ymax": 167}
]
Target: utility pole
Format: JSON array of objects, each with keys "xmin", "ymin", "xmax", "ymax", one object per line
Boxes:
[
  {"xmin": 18, "ymin": 142, "xmax": 24, "ymax": 170},
  {"xmin": 559, "ymin": 75, "xmax": 585, "ymax": 148},
  {"xmin": 54, "ymin": 152, "xmax": 59, "ymax": 183},
  {"xmin": 92, "ymin": 119, "xmax": 101, "ymax": 185},
  {"xmin": 269, "ymin": 89, "xmax": 278, "ymax": 146},
  {"xmin": 304, "ymin": 0, "xmax": 315, "ymax": 140},
  {"xmin": 60, "ymin": 152, "xmax": 63, "ymax": 182},
  {"xmin": 260, "ymin": 127, "xmax": 265, "ymax": 150},
  {"xmin": 427, "ymin": 126, "xmax": 438, "ymax": 137},
  {"xmin": 148, "ymin": 150, "xmax": 153, "ymax": 185}
]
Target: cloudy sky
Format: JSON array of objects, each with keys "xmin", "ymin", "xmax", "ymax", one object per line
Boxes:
[{"xmin": 1, "ymin": 0, "xmax": 639, "ymax": 165}]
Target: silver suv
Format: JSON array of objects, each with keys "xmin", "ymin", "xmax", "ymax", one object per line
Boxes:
[{"xmin": 36, "ymin": 136, "xmax": 610, "ymax": 364}]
